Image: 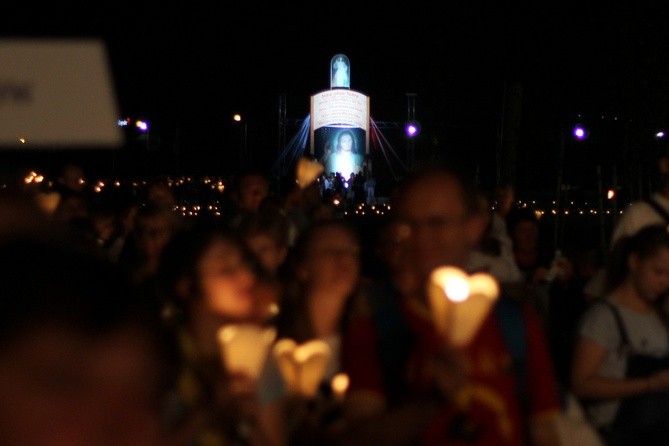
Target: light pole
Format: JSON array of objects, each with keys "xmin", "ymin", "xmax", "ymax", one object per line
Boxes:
[
  {"xmin": 554, "ymin": 122, "xmax": 589, "ymax": 250},
  {"xmin": 406, "ymin": 93, "xmax": 418, "ymax": 170},
  {"xmin": 233, "ymin": 114, "xmax": 248, "ymax": 170}
]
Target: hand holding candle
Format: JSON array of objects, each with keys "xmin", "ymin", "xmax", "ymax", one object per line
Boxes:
[
  {"xmin": 427, "ymin": 266, "xmax": 500, "ymax": 347},
  {"xmin": 217, "ymin": 324, "xmax": 277, "ymax": 380},
  {"xmin": 272, "ymin": 338, "xmax": 332, "ymax": 399},
  {"xmin": 296, "ymin": 157, "xmax": 324, "ymax": 189}
]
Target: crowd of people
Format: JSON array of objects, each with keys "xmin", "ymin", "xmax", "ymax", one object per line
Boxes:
[{"xmin": 3, "ymin": 148, "xmax": 669, "ymax": 446}]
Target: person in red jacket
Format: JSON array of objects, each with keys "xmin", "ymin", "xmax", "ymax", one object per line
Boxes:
[{"xmin": 336, "ymin": 165, "xmax": 562, "ymax": 446}]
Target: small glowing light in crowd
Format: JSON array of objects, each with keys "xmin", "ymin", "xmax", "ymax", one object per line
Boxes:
[
  {"xmin": 534, "ymin": 210, "xmax": 542, "ymax": 219},
  {"xmin": 94, "ymin": 186, "xmax": 102, "ymax": 193},
  {"xmin": 657, "ymin": 131, "xmax": 666, "ymax": 139},
  {"xmin": 24, "ymin": 171, "xmax": 37, "ymax": 184},
  {"xmin": 573, "ymin": 125, "xmax": 587, "ymax": 140},
  {"xmin": 114, "ymin": 181, "xmax": 121, "ymax": 187},
  {"xmin": 607, "ymin": 189, "xmax": 615, "ymax": 200},
  {"xmin": 564, "ymin": 210, "xmax": 569, "ymax": 215},
  {"xmin": 551, "ymin": 209, "xmax": 557, "ymax": 215},
  {"xmin": 333, "ymin": 199, "xmax": 340, "ymax": 206},
  {"xmin": 233, "ymin": 114, "xmax": 242, "ymax": 122},
  {"xmin": 331, "ymin": 373, "xmax": 350, "ymax": 402},
  {"xmin": 19, "ymin": 138, "xmax": 26, "ymax": 144},
  {"xmin": 78, "ymin": 178, "xmax": 85, "ymax": 185}
]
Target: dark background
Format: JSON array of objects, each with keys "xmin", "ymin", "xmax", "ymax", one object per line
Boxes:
[{"xmin": 2, "ymin": 1, "xmax": 669, "ymax": 201}]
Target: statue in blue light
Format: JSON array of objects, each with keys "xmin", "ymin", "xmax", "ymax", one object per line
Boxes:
[{"xmin": 330, "ymin": 54, "xmax": 350, "ymax": 89}]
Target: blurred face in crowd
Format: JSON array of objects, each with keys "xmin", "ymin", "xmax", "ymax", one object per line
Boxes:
[
  {"xmin": 298, "ymin": 224, "xmax": 361, "ymax": 298},
  {"xmin": 495, "ymin": 184, "xmax": 515, "ymax": 216},
  {"xmin": 136, "ymin": 212, "xmax": 176, "ymax": 264},
  {"xmin": 54, "ymin": 194, "xmax": 88, "ymax": 222},
  {"xmin": 393, "ymin": 173, "xmax": 485, "ymax": 284},
  {"xmin": 511, "ymin": 220, "xmax": 539, "ymax": 253},
  {"xmin": 236, "ymin": 175, "xmax": 269, "ymax": 213},
  {"xmin": 629, "ymin": 247, "xmax": 669, "ymax": 303},
  {"xmin": 197, "ymin": 237, "xmax": 257, "ymax": 320},
  {"xmin": 245, "ymin": 233, "xmax": 287, "ymax": 277},
  {"xmin": 0, "ymin": 325, "xmax": 165, "ymax": 446}
]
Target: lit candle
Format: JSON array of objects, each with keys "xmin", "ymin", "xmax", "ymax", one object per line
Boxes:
[
  {"xmin": 272, "ymin": 338, "xmax": 332, "ymax": 398},
  {"xmin": 296, "ymin": 157, "xmax": 324, "ymax": 189},
  {"xmin": 428, "ymin": 266, "xmax": 499, "ymax": 347},
  {"xmin": 217, "ymin": 324, "xmax": 276, "ymax": 380}
]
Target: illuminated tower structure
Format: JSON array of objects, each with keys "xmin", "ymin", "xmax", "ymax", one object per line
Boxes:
[{"xmin": 310, "ymin": 54, "xmax": 370, "ymax": 178}]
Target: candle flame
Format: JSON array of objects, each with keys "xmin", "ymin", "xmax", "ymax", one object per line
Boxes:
[{"xmin": 445, "ymin": 276, "xmax": 470, "ymax": 302}]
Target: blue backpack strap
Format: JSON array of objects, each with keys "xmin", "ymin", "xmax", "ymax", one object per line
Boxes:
[
  {"xmin": 366, "ymin": 277, "xmax": 413, "ymax": 403},
  {"xmin": 495, "ymin": 296, "xmax": 529, "ymax": 414}
]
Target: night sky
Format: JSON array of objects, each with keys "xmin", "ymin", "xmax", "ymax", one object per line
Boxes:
[{"xmin": 3, "ymin": 1, "xmax": 669, "ymax": 196}]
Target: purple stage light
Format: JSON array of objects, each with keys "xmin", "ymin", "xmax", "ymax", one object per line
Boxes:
[
  {"xmin": 405, "ymin": 122, "xmax": 420, "ymax": 137},
  {"xmin": 135, "ymin": 120, "xmax": 149, "ymax": 132},
  {"xmin": 573, "ymin": 126, "xmax": 586, "ymax": 140}
]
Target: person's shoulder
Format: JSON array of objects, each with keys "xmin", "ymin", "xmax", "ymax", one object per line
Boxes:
[
  {"xmin": 622, "ymin": 196, "xmax": 660, "ymax": 215},
  {"xmin": 579, "ymin": 298, "xmax": 618, "ymax": 328}
]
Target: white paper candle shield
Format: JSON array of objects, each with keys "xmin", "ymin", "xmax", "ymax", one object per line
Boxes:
[
  {"xmin": 272, "ymin": 338, "xmax": 332, "ymax": 398},
  {"xmin": 217, "ymin": 324, "xmax": 277, "ymax": 380},
  {"xmin": 296, "ymin": 157, "xmax": 324, "ymax": 189},
  {"xmin": 428, "ymin": 266, "xmax": 500, "ymax": 347}
]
